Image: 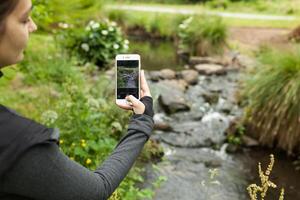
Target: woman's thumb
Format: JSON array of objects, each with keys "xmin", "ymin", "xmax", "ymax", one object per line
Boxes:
[{"xmin": 125, "ymin": 95, "xmax": 140, "ymax": 107}]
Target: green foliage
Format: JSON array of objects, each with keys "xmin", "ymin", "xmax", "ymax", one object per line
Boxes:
[
  {"xmin": 106, "ymin": 9, "xmax": 186, "ymax": 39},
  {"xmin": 56, "ymin": 20, "xmax": 129, "ymax": 68},
  {"xmin": 178, "ymin": 15, "xmax": 227, "ymax": 56},
  {"xmin": 32, "ymin": 0, "xmax": 104, "ymax": 32},
  {"xmin": 242, "ymin": 46, "xmax": 300, "ymax": 154},
  {"xmin": 20, "ymin": 35, "xmax": 82, "ymax": 86},
  {"xmin": 0, "ymin": 33, "xmax": 160, "ymax": 199},
  {"xmin": 113, "ymin": 167, "xmax": 155, "ymax": 200},
  {"xmin": 206, "ymin": 0, "xmax": 230, "ymax": 9},
  {"xmin": 227, "ymin": 124, "xmax": 245, "ymax": 145}
]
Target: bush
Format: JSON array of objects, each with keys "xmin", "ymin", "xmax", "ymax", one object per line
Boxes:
[
  {"xmin": 56, "ymin": 19, "xmax": 129, "ymax": 69},
  {"xmin": 178, "ymin": 15, "xmax": 228, "ymax": 56},
  {"xmin": 20, "ymin": 34, "xmax": 82, "ymax": 86},
  {"xmin": 242, "ymin": 46, "xmax": 300, "ymax": 154}
]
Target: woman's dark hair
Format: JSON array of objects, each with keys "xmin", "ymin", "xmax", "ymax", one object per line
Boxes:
[{"xmin": 0, "ymin": 0, "xmax": 20, "ymax": 34}]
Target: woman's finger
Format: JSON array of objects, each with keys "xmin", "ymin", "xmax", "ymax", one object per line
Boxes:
[
  {"xmin": 126, "ymin": 95, "xmax": 145, "ymax": 114},
  {"xmin": 126, "ymin": 95, "xmax": 141, "ymax": 107},
  {"xmin": 116, "ymin": 101, "xmax": 133, "ymax": 110},
  {"xmin": 140, "ymin": 70, "xmax": 151, "ymax": 97}
]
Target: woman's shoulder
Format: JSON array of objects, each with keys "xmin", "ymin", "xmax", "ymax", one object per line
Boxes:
[
  {"xmin": 0, "ymin": 104, "xmax": 60, "ymax": 143},
  {"xmin": 0, "ymin": 104, "xmax": 36, "ymax": 133}
]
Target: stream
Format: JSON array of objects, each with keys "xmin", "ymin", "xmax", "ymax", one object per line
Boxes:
[{"xmin": 129, "ymin": 38, "xmax": 300, "ymax": 200}]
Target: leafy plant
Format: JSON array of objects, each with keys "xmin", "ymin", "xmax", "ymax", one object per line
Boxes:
[
  {"xmin": 177, "ymin": 15, "xmax": 228, "ymax": 56},
  {"xmin": 56, "ymin": 19, "xmax": 129, "ymax": 68},
  {"xmin": 227, "ymin": 124, "xmax": 245, "ymax": 146},
  {"xmin": 247, "ymin": 154, "xmax": 285, "ymax": 200}
]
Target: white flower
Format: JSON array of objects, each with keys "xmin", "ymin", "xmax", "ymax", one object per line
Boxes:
[
  {"xmin": 41, "ymin": 110, "xmax": 58, "ymax": 125},
  {"xmin": 123, "ymin": 44, "xmax": 129, "ymax": 50},
  {"xmin": 108, "ymin": 27, "xmax": 114, "ymax": 32},
  {"xmin": 92, "ymin": 22, "xmax": 100, "ymax": 29},
  {"xmin": 113, "ymin": 44, "xmax": 120, "ymax": 49},
  {"xmin": 110, "ymin": 21, "xmax": 117, "ymax": 27},
  {"xmin": 101, "ymin": 30, "xmax": 108, "ymax": 35},
  {"xmin": 58, "ymin": 22, "xmax": 69, "ymax": 29},
  {"xmin": 124, "ymin": 39, "xmax": 130, "ymax": 45},
  {"xmin": 81, "ymin": 43, "xmax": 90, "ymax": 52},
  {"xmin": 89, "ymin": 20, "xmax": 96, "ymax": 26}
]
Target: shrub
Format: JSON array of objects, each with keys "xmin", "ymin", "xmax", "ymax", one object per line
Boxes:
[
  {"xmin": 20, "ymin": 35, "xmax": 82, "ymax": 86},
  {"xmin": 177, "ymin": 15, "xmax": 228, "ymax": 56},
  {"xmin": 56, "ymin": 19, "xmax": 129, "ymax": 69},
  {"xmin": 242, "ymin": 46, "xmax": 300, "ymax": 154}
]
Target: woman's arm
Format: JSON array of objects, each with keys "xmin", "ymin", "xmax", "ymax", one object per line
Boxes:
[{"xmin": 1, "ymin": 113, "xmax": 154, "ymax": 200}]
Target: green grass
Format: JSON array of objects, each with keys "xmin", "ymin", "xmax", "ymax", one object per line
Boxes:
[
  {"xmin": 109, "ymin": 0, "xmax": 300, "ymax": 16},
  {"xmin": 242, "ymin": 45, "xmax": 300, "ymax": 154}
]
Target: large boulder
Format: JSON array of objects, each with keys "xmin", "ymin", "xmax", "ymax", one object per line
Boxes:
[
  {"xmin": 154, "ymin": 81, "xmax": 190, "ymax": 114},
  {"xmin": 159, "ymin": 91, "xmax": 190, "ymax": 114}
]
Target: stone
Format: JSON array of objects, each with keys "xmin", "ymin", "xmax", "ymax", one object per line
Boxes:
[
  {"xmin": 159, "ymin": 92, "xmax": 190, "ymax": 114},
  {"xmin": 159, "ymin": 79, "xmax": 188, "ymax": 92},
  {"xmin": 160, "ymin": 69, "xmax": 176, "ymax": 80},
  {"xmin": 180, "ymin": 69, "xmax": 199, "ymax": 85},
  {"xmin": 233, "ymin": 54, "xmax": 257, "ymax": 69},
  {"xmin": 242, "ymin": 135, "xmax": 259, "ymax": 147},
  {"xmin": 160, "ymin": 115, "xmax": 228, "ymax": 148},
  {"xmin": 154, "ymin": 113, "xmax": 173, "ymax": 131},
  {"xmin": 194, "ymin": 64, "xmax": 226, "ymax": 75},
  {"xmin": 204, "ymin": 159, "xmax": 222, "ymax": 168},
  {"xmin": 226, "ymin": 143, "xmax": 242, "ymax": 154},
  {"xmin": 216, "ymin": 98, "xmax": 234, "ymax": 114},
  {"xmin": 202, "ymin": 92, "xmax": 219, "ymax": 104},
  {"xmin": 189, "ymin": 56, "xmax": 224, "ymax": 66},
  {"xmin": 154, "ymin": 81, "xmax": 190, "ymax": 114},
  {"xmin": 148, "ymin": 71, "xmax": 161, "ymax": 82}
]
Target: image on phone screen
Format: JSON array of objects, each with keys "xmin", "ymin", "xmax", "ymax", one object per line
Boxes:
[{"xmin": 117, "ymin": 60, "xmax": 139, "ymax": 99}]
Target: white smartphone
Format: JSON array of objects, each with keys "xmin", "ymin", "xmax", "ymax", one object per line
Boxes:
[{"xmin": 115, "ymin": 54, "xmax": 141, "ymax": 105}]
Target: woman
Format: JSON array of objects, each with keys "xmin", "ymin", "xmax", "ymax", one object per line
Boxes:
[{"xmin": 0, "ymin": 0, "xmax": 154, "ymax": 199}]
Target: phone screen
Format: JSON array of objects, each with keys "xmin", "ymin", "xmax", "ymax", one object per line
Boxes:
[{"xmin": 117, "ymin": 60, "xmax": 139, "ymax": 99}]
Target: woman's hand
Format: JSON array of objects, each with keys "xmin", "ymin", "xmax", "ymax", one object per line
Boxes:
[{"xmin": 116, "ymin": 70, "xmax": 153, "ymax": 116}]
